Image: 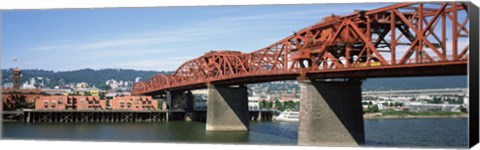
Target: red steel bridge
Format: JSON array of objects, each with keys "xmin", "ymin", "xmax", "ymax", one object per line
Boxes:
[{"xmin": 132, "ymin": 2, "xmax": 470, "ymax": 96}]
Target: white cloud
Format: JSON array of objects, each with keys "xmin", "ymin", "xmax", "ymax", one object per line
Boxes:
[
  {"xmin": 27, "ymin": 7, "xmax": 361, "ymax": 53},
  {"xmin": 25, "ymin": 3, "xmax": 437, "ymax": 71}
]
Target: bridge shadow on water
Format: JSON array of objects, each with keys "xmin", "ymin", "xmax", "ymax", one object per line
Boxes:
[
  {"xmin": 149, "ymin": 121, "xmax": 251, "ymax": 144},
  {"xmin": 160, "ymin": 121, "xmax": 299, "ymax": 145}
]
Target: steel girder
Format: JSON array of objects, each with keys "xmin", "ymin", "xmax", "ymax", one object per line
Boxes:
[{"xmin": 132, "ymin": 2, "xmax": 470, "ymax": 95}]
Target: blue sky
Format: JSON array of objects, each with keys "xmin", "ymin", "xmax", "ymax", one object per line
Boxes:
[{"xmin": 2, "ymin": 2, "xmax": 467, "ymax": 72}]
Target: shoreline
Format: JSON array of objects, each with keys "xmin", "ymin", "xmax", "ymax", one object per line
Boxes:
[{"xmin": 363, "ymin": 113, "xmax": 469, "ymax": 120}]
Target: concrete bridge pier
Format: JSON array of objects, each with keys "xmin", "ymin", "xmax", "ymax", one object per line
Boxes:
[
  {"xmin": 206, "ymin": 84, "xmax": 249, "ymax": 131},
  {"xmin": 298, "ymin": 79, "xmax": 364, "ymax": 146}
]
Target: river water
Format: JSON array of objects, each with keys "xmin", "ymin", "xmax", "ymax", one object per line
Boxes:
[{"xmin": 1, "ymin": 118, "xmax": 468, "ymax": 148}]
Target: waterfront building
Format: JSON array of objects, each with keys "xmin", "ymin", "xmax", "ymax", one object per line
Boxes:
[
  {"xmin": 248, "ymin": 96, "xmax": 260, "ymax": 111},
  {"xmin": 405, "ymin": 101, "xmax": 462, "ymax": 112},
  {"xmin": 192, "ymin": 89, "xmax": 208, "ymax": 111},
  {"xmin": 1, "ymin": 89, "xmax": 45, "ymax": 111},
  {"xmin": 110, "ymin": 96, "xmax": 158, "ymax": 111},
  {"xmin": 2, "ymin": 67, "xmax": 44, "ymax": 110},
  {"xmin": 35, "ymin": 95, "xmax": 106, "ymax": 110}
]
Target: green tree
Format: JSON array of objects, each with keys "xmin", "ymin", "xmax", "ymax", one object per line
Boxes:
[
  {"xmin": 294, "ymin": 101, "xmax": 300, "ymax": 111},
  {"xmin": 432, "ymin": 97, "xmax": 442, "ymax": 104},
  {"xmin": 394, "ymin": 102, "xmax": 403, "ymax": 107},
  {"xmin": 265, "ymin": 101, "xmax": 273, "ymax": 109},
  {"xmin": 370, "ymin": 104, "xmax": 379, "ymax": 113},
  {"xmin": 284, "ymin": 100, "xmax": 294, "ymax": 110},
  {"xmin": 274, "ymin": 100, "xmax": 284, "ymax": 111},
  {"xmin": 460, "ymin": 106, "xmax": 468, "ymax": 113},
  {"xmin": 259, "ymin": 100, "xmax": 267, "ymax": 109}
]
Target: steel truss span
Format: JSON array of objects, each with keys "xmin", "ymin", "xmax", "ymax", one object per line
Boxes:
[{"xmin": 132, "ymin": 2, "xmax": 470, "ymax": 95}]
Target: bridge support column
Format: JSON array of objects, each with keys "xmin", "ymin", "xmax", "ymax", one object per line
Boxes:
[
  {"xmin": 298, "ymin": 79, "xmax": 364, "ymax": 146},
  {"xmin": 206, "ymin": 84, "xmax": 249, "ymax": 131}
]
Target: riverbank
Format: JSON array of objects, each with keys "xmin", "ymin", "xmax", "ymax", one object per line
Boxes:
[{"xmin": 364, "ymin": 111, "xmax": 468, "ymax": 119}]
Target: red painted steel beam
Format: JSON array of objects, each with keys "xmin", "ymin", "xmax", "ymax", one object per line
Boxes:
[{"xmin": 132, "ymin": 2, "xmax": 469, "ymax": 96}]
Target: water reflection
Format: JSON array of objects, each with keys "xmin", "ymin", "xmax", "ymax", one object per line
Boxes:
[
  {"xmin": 2, "ymin": 118, "xmax": 468, "ymax": 148},
  {"xmin": 204, "ymin": 131, "xmax": 249, "ymax": 143}
]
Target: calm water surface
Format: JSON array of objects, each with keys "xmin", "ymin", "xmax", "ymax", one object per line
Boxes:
[{"xmin": 1, "ymin": 118, "xmax": 468, "ymax": 148}]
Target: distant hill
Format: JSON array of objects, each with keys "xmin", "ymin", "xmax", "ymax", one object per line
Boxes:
[
  {"xmin": 362, "ymin": 75, "xmax": 467, "ymax": 90},
  {"xmin": 247, "ymin": 75, "xmax": 467, "ymax": 94},
  {"xmin": 1, "ymin": 68, "xmax": 173, "ymax": 89},
  {"xmin": 1, "ymin": 68, "xmax": 467, "ymax": 91}
]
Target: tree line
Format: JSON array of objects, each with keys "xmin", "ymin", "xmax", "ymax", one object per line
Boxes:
[{"xmin": 259, "ymin": 100, "xmax": 300, "ymax": 111}]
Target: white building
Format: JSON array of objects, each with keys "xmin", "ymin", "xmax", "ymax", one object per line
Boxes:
[
  {"xmin": 192, "ymin": 89, "xmax": 208, "ymax": 111},
  {"xmin": 463, "ymin": 94, "xmax": 469, "ymax": 105},
  {"xmin": 135, "ymin": 77, "xmax": 141, "ymax": 83},
  {"xmin": 416, "ymin": 95, "xmax": 432, "ymax": 100},
  {"xmin": 76, "ymin": 82, "xmax": 89, "ymax": 88},
  {"xmin": 248, "ymin": 96, "xmax": 260, "ymax": 111},
  {"xmin": 406, "ymin": 101, "xmax": 462, "ymax": 112},
  {"xmin": 22, "ymin": 81, "xmax": 36, "ymax": 89},
  {"xmin": 377, "ymin": 103, "xmax": 384, "ymax": 110}
]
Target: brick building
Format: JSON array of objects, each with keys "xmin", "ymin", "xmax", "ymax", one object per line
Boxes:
[
  {"xmin": 2, "ymin": 67, "xmax": 44, "ymax": 111},
  {"xmin": 2, "ymin": 89, "xmax": 45, "ymax": 111},
  {"xmin": 35, "ymin": 95, "xmax": 106, "ymax": 110},
  {"xmin": 110, "ymin": 96, "xmax": 158, "ymax": 111}
]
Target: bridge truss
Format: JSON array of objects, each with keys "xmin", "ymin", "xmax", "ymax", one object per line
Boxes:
[{"xmin": 133, "ymin": 2, "xmax": 470, "ymax": 95}]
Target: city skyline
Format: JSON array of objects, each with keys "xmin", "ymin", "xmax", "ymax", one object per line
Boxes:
[{"xmin": 2, "ymin": 3, "xmax": 392, "ymax": 71}]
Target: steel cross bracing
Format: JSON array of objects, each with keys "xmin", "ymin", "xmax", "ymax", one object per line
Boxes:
[{"xmin": 132, "ymin": 2, "xmax": 470, "ymax": 95}]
